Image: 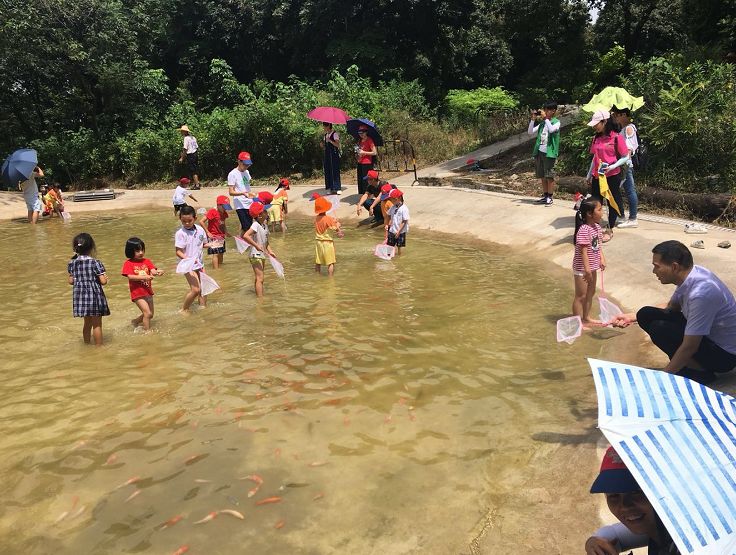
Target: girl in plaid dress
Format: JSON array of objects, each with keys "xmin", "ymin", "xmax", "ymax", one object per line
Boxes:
[{"xmin": 68, "ymin": 233, "xmax": 110, "ymax": 345}]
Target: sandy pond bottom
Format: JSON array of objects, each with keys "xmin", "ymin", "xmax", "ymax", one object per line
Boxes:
[{"xmin": 0, "ymin": 212, "xmax": 626, "ymax": 554}]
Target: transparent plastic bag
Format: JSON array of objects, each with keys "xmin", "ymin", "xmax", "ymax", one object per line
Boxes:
[
  {"xmin": 199, "ymin": 272, "xmax": 220, "ymax": 296},
  {"xmin": 557, "ymin": 316, "xmax": 583, "ymax": 344}
]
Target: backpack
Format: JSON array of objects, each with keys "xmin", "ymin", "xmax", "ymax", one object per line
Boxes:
[{"xmin": 632, "ymin": 129, "xmax": 648, "ymax": 172}]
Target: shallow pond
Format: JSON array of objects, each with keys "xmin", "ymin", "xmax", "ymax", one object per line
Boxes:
[{"xmin": 0, "ymin": 211, "xmax": 617, "ymax": 553}]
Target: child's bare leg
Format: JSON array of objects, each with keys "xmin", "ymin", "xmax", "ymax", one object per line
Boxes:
[
  {"xmin": 572, "ymin": 275, "xmax": 587, "ymax": 320},
  {"xmin": 216, "ymin": 253, "xmax": 224, "ymax": 267},
  {"xmin": 197, "ymin": 271, "xmax": 207, "ymax": 307},
  {"xmin": 134, "ymin": 297, "xmax": 153, "ymax": 330},
  {"xmin": 83, "ymin": 316, "xmax": 93, "ymax": 343},
  {"xmin": 327, "ymin": 263, "xmax": 335, "ymax": 277},
  {"xmin": 212, "ymin": 253, "xmax": 220, "ymax": 269},
  {"xmin": 182, "ymin": 272, "xmax": 201, "ymax": 311},
  {"xmin": 315, "ymin": 264, "xmax": 321, "ymax": 274},
  {"xmin": 583, "ymin": 271, "xmax": 600, "ymax": 325},
  {"xmin": 90, "ymin": 316, "xmax": 103, "ymax": 346},
  {"xmin": 252, "ymin": 262, "xmax": 265, "ymax": 297}
]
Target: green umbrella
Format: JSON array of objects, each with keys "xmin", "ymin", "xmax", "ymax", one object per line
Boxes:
[{"xmin": 582, "ymin": 86, "xmax": 645, "ymax": 112}]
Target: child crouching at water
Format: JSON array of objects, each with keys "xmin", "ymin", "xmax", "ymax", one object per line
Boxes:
[
  {"xmin": 242, "ymin": 202, "xmax": 276, "ymax": 297},
  {"xmin": 121, "ymin": 237, "xmax": 164, "ymax": 331},
  {"xmin": 68, "ymin": 233, "xmax": 110, "ymax": 345},
  {"xmin": 572, "ymin": 196, "xmax": 605, "ymax": 328},
  {"xmin": 175, "ymin": 205, "xmax": 208, "ymax": 311},
  {"xmin": 314, "ymin": 195, "xmax": 343, "ymax": 276}
]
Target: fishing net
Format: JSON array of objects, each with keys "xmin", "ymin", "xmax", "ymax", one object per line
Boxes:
[
  {"xmin": 268, "ymin": 254, "xmax": 285, "ymax": 278},
  {"xmin": 557, "ymin": 316, "xmax": 583, "ymax": 344},
  {"xmin": 199, "ymin": 272, "xmax": 220, "ymax": 296},
  {"xmin": 374, "ymin": 243, "xmax": 395, "ymax": 261},
  {"xmin": 233, "ymin": 236, "xmax": 249, "ymax": 254},
  {"xmin": 176, "ymin": 257, "xmax": 196, "ymax": 274}
]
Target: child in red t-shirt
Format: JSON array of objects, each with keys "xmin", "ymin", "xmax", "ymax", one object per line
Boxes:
[
  {"xmin": 121, "ymin": 237, "xmax": 164, "ymax": 331},
  {"xmin": 199, "ymin": 195, "xmax": 232, "ymax": 269}
]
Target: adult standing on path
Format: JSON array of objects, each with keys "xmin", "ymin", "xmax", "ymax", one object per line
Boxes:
[
  {"xmin": 19, "ymin": 165, "xmax": 44, "ymax": 224},
  {"xmin": 613, "ymin": 240, "xmax": 736, "ymax": 384},
  {"xmin": 355, "ymin": 125, "xmax": 376, "ymax": 196},
  {"xmin": 228, "ymin": 152, "xmax": 255, "ymax": 233},
  {"xmin": 611, "ymin": 107, "xmax": 639, "ymax": 229},
  {"xmin": 586, "ymin": 110, "xmax": 629, "ymax": 236},
  {"xmin": 322, "ymin": 122, "xmax": 342, "ymax": 195},
  {"xmin": 178, "ymin": 125, "xmax": 201, "ymax": 190},
  {"xmin": 528, "ymin": 101, "xmax": 560, "ymax": 206}
]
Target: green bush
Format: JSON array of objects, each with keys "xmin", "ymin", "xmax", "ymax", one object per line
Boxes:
[{"xmin": 444, "ymin": 87, "xmax": 518, "ymax": 124}]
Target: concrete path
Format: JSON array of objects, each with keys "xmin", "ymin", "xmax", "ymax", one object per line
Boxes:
[{"xmin": 391, "ymin": 108, "xmax": 579, "ymax": 187}]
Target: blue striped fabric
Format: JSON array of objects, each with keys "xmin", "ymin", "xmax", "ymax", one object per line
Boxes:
[{"xmin": 590, "ymin": 358, "xmax": 736, "ymax": 555}]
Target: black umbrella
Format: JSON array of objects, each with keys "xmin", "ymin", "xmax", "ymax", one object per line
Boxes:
[{"xmin": 346, "ymin": 118, "xmax": 384, "ymax": 147}]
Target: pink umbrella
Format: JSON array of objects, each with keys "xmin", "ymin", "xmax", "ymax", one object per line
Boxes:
[{"xmin": 307, "ymin": 106, "xmax": 350, "ymax": 125}]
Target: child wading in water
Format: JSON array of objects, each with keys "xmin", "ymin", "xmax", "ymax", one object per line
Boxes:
[
  {"xmin": 121, "ymin": 237, "xmax": 164, "ymax": 331},
  {"xmin": 68, "ymin": 233, "xmax": 110, "ymax": 345},
  {"xmin": 199, "ymin": 195, "xmax": 232, "ymax": 269},
  {"xmin": 267, "ymin": 178, "xmax": 290, "ymax": 232},
  {"xmin": 386, "ymin": 188, "xmax": 409, "ymax": 255},
  {"xmin": 242, "ymin": 202, "xmax": 276, "ymax": 297},
  {"xmin": 175, "ymin": 205, "xmax": 208, "ymax": 311},
  {"xmin": 572, "ymin": 196, "xmax": 606, "ymax": 328},
  {"xmin": 314, "ymin": 195, "xmax": 343, "ymax": 276}
]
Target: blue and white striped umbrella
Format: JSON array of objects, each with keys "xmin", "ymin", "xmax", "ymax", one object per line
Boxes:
[{"xmin": 590, "ymin": 358, "xmax": 736, "ymax": 555}]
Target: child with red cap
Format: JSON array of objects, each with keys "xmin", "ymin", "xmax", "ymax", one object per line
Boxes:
[
  {"xmin": 242, "ymin": 202, "xmax": 276, "ymax": 297},
  {"xmin": 199, "ymin": 195, "xmax": 232, "ymax": 269},
  {"xmin": 267, "ymin": 178, "xmax": 290, "ymax": 232},
  {"xmin": 172, "ymin": 177, "xmax": 198, "ymax": 217},
  {"xmin": 314, "ymin": 195, "xmax": 343, "ymax": 276},
  {"xmin": 386, "ymin": 189, "xmax": 409, "ymax": 255},
  {"xmin": 585, "ymin": 446, "xmax": 679, "ymax": 554}
]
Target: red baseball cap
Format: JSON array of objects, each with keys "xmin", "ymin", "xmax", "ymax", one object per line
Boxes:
[
  {"xmin": 311, "ymin": 192, "xmax": 320, "ymax": 200},
  {"xmin": 389, "ymin": 188, "xmax": 403, "ymax": 199},
  {"xmin": 380, "ymin": 184, "xmax": 392, "ymax": 194},
  {"xmin": 364, "ymin": 169, "xmax": 379, "ymax": 181},
  {"xmin": 279, "ymin": 178, "xmax": 290, "ymax": 189},
  {"xmin": 249, "ymin": 202, "xmax": 265, "ymax": 217},
  {"xmin": 237, "ymin": 152, "xmax": 253, "ymax": 165},
  {"xmin": 179, "ymin": 177, "xmax": 190, "ymax": 185},
  {"xmin": 216, "ymin": 195, "xmax": 232, "ymax": 210},
  {"xmin": 257, "ymin": 191, "xmax": 274, "ymax": 204},
  {"xmin": 590, "ymin": 446, "xmax": 641, "ymax": 493}
]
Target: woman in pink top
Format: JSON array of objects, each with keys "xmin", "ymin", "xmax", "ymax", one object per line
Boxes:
[{"xmin": 586, "ymin": 110, "xmax": 630, "ymax": 233}]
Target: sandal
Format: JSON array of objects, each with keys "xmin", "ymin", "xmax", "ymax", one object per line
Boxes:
[
  {"xmin": 691, "ymin": 239, "xmax": 705, "ymax": 249},
  {"xmin": 602, "ymin": 232, "xmax": 612, "ymax": 243},
  {"xmin": 685, "ymin": 223, "xmax": 708, "ymax": 234},
  {"xmin": 718, "ymin": 241, "xmax": 731, "ymax": 249}
]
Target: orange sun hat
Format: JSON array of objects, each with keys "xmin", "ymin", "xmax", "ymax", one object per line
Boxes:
[{"xmin": 314, "ymin": 196, "xmax": 332, "ymax": 214}]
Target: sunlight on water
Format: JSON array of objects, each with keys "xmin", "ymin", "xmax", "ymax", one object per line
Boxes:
[{"xmin": 0, "ymin": 211, "xmax": 615, "ymax": 553}]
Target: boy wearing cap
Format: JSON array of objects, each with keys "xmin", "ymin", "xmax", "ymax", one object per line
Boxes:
[
  {"xmin": 585, "ymin": 446, "xmax": 678, "ymax": 554},
  {"xmin": 228, "ymin": 152, "xmax": 256, "ymax": 233},
  {"xmin": 242, "ymin": 202, "xmax": 276, "ymax": 297},
  {"xmin": 386, "ymin": 189, "xmax": 409, "ymax": 255},
  {"xmin": 172, "ymin": 177, "xmax": 198, "ymax": 217},
  {"xmin": 314, "ymin": 195, "xmax": 343, "ymax": 276},
  {"xmin": 199, "ymin": 195, "xmax": 232, "ymax": 269}
]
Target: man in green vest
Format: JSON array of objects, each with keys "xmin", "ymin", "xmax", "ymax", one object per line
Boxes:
[{"xmin": 528, "ymin": 101, "xmax": 560, "ymax": 206}]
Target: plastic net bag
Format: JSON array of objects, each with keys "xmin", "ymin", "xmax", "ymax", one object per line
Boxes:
[
  {"xmin": 374, "ymin": 243, "xmax": 395, "ymax": 261},
  {"xmin": 557, "ymin": 316, "xmax": 583, "ymax": 344},
  {"xmin": 61, "ymin": 211, "xmax": 72, "ymax": 222},
  {"xmin": 199, "ymin": 272, "xmax": 220, "ymax": 296},
  {"xmin": 176, "ymin": 257, "xmax": 197, "ymax": 274}
]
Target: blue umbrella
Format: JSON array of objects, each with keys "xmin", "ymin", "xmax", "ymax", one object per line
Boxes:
[
  {"xmin": 346, "ymin": 118, "xmax": 384, "ymax": 147},
  {"xmin": 1, "ymin": 149, "xmax": 38, "ymax": 187}
]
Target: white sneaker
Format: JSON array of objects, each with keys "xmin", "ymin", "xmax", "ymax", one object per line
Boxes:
[
  {"xmin": 685, "ymin": 223, "xmax": 708, "ymax": 234},
  {"xmin": 534, "ymin": 195, "xmax": 547, "ymax": 204},
  {"xmin": 617, "ymin": 219, "xmax": 638, "ymax": 228},
  {"xmin": 336, "ymin": 190, "xmax": 342, "ymax": 195}
]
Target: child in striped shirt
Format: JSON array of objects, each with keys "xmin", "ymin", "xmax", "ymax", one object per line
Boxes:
[{"xmin": 572, "ymin": 196, "xmax": 606, "ymax": 328}]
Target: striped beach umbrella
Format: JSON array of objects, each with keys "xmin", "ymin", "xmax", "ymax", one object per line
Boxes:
[{"xmin": 590, "ymin": 358, "xmax": 736, "ymax": 555}]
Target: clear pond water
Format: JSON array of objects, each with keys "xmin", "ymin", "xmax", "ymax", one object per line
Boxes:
[{"xmin": 0, "ymin": 211, "xmax": 618, "ymax": 554}]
